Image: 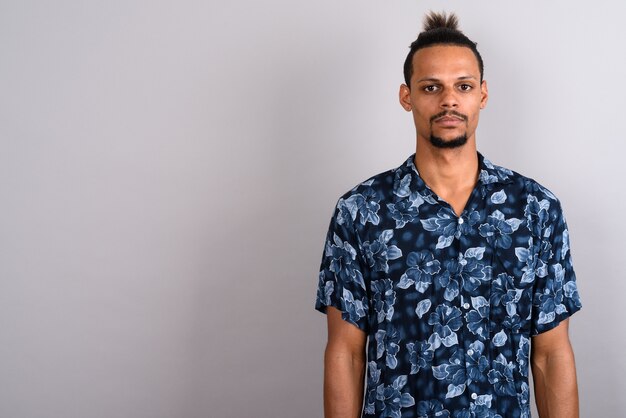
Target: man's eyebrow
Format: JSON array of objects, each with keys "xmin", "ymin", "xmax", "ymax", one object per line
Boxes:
[
  {"xmin": 456, "ymin": 75, "xmax": 477, "ymax": 81},
  {"xmin": 415, "ymin": 75, "xmax": 477, "ymax": 83}
]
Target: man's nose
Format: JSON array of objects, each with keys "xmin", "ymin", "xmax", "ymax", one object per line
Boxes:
[{"xmin": 440, "ymin": 88, "xmax": 458, "ymax": 108}]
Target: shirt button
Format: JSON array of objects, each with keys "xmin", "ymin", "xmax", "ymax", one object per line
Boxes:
[
  {"xmin": 458, "ymin": 217, "xmax": 464, "ymax": 224},
  {"xmin": 467, "ymin": 349, "xmax": 474, "ymax": 356},
  {"xmin": 471, "ymin": 393, "xmax": 478, "ymax": 400},
  {"xmin": 463, "ymin": 302, "xmax": 470, "ymax": 309}
]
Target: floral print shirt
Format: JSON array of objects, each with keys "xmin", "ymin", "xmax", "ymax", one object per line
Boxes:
[{"xmin": 314, "ymin": 151, "xmax": 582, "ymax": 418}]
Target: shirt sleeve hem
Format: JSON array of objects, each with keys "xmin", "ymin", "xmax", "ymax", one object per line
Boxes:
[
  {"xmin": 531, "ymin": 304, "xmax": 582, "ymax": 337},
  {"xmin": 315, "ymin": 301, "xmax": 369, "ymax": 334}
]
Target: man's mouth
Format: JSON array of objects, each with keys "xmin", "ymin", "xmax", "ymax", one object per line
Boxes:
[
  {"xmin": 436, "ymin": 115, "xmax": 463, "ymax": 122},
  {"xmin": 434, "ymin": 115, "xmax": 464, "ymax": 126},
  {"xmin": 430, "ymin": 111, "xmax": 468, "ymax": 126}
]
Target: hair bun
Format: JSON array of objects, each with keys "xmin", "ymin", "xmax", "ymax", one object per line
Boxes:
[{"xmin": 423, "ymin": 11, "xmax": 460, "ymax": 32}]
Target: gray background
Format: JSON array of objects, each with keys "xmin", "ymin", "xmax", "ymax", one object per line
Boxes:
[{"xmin": 0, "ymin": 0, "xmax": 623, "ymax": 417}]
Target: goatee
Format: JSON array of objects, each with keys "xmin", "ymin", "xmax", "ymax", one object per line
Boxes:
[{"xmin": 429, "ymin": 134, "xmax": 468, "ymax": 149}]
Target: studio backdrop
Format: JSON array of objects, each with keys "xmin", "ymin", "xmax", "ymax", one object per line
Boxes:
[{"xmin": 0, "ymin": 0, "xmax": 623, "ymax": 417}]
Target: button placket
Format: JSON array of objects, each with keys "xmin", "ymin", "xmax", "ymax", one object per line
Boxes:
[{"xmin": 460, "ymin": 285, "xmax": 476, "ymax": 404}]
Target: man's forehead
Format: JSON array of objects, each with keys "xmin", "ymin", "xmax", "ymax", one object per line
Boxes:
[
  {"xmin": 416, "ymin": 75, "xmax": 478, "ymax": 83},
  {"xmin": 411, "ymin": 45, "xmax": 481, "ymax": 79}
]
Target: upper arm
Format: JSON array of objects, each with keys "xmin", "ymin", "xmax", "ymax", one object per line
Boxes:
[
  {"xmin": 326, "ymin": 306, "xmax": 367, "ymax": 356},
  {"xmin": 315, "ymin": 196, "xmax": 371, "ymax": 334},
  {"xmin": 529, "ymin": 198, "xmax": 582, "ymax": 336},
  {"xmin": 531, "ymin": 317, "xmax": 572, "ymax": 360}
]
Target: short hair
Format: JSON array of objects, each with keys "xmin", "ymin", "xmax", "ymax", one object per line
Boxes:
[{"xmin": 403, "ymin": 11, "xmax": 484, "ymax": 87}]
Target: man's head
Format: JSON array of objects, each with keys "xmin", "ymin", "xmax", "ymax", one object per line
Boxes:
[
  {"xmin": 403, "ymin": 12, "xmax": 484, "ymax": 87},
  {"xmin": 399, "ymin": 12, "xmax": 488, "ymax": 150}
]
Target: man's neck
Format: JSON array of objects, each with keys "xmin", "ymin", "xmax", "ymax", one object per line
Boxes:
[{"xmin": 413, "ymin": 142, "xmax": 480, "ymax": 196}]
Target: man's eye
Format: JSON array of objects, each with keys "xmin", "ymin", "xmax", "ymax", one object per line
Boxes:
[
  {"xmin": 424, "ymin": 85, "xmax": 438, "ymax": 92},
  {"xmin": 459, "ymin": 84, "xmax": 472, "ymax": 91}
]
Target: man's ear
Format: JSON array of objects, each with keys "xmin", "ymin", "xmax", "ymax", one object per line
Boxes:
[
  {"xmin": 399, "ymin": 84, "xmax": 412, "ymax": 112},
  {"xmin": 480, "ymin": 80, "xmax": 488, "ymax": 109}
]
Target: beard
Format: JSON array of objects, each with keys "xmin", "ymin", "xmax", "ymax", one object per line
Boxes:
[
  {"xmin": 429, "ymin": 133, "xmax": 468, "ymax": 149},
  {"xmin": 428, "ymin": 110, "xmax": 469, "ymax": 149}
]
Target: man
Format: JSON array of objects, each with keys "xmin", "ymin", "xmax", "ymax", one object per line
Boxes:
[{"xmin": 314, "ymin": 11, "xmax": 582, "ymax": 418}]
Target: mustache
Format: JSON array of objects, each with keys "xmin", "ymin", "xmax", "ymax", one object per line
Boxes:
[{"xmin": 430, "ymin": 110, "xmax": 468, "ymax": 123}]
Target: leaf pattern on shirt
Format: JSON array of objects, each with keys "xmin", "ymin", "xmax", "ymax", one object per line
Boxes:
[{"xmin": 315, "ymin": 152, "xmax": 582, "ymax": 417}]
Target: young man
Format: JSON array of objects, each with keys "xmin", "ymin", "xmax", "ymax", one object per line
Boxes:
[{"xmin": 315, "ymin": 12, "xmax": 582, "ymax": 418}]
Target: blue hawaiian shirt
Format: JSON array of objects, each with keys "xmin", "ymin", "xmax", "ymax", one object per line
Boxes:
[{"xmin": 315, "ymin": 151, "xmax": 582, "ymax": 418}]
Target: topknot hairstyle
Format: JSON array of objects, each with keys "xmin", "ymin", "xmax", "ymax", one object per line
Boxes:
[
  {"xmin": 403, "ymin": 11, "xmax": 484, "ymax": 87},
  {"xmin": 423, "ymin": 11, "xmax": 459, "ymax": 31}
]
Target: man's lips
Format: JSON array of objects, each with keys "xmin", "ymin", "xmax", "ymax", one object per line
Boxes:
[{"xmin": 434, "ymin": 116, "xmax": 464, "ymax": 126}]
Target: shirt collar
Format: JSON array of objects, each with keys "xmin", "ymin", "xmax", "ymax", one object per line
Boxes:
[{"xmin": 395, "ymin": 150, "xmax": 514, "ymax": 198}]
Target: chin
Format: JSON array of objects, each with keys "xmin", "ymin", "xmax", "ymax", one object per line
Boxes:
[{"xmin": 429, "ymin": 133, "xmax": 468, "ymax": 149}]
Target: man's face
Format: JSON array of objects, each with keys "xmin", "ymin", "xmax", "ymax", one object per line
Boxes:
[{"xmin": 399, "ymin": 45, "xmax": 488, "ymax": 149}]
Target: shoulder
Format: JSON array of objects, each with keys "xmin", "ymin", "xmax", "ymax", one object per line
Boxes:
[
  {"xmin": 340, "ymin": 167, "xmax": 397, "ymax": 201},
  {"xmin": 330, "ymin": 163, "xmax": 402, "ymax": 227},
  {"xmin": 488, "ymin": 159, "xmax": 568, "ymax": 230},
  {"xmin": 489, "ymin": 157, "xmax": 564, "ymax": 207}
]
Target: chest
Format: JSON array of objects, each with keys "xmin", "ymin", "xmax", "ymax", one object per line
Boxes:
[
  {"xmin": 356, "ymin": 184, "xmax": 548, "ymax": 336},
  {"xmin": 430, "ymin": 184, "xmax": 475, "ymax": 218},
  {"xmin": 361, "ymin": 192, "xmax": 535, "ymax": 286}
]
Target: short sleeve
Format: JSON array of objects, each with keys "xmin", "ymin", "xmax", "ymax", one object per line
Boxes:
[
  {"xmin": 315, "ymin": 198, "xmax": 370, "ymax": 333},
  {"xmin": 531, "ymin": 199, "xmax": 582, "ymax": 336}
]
